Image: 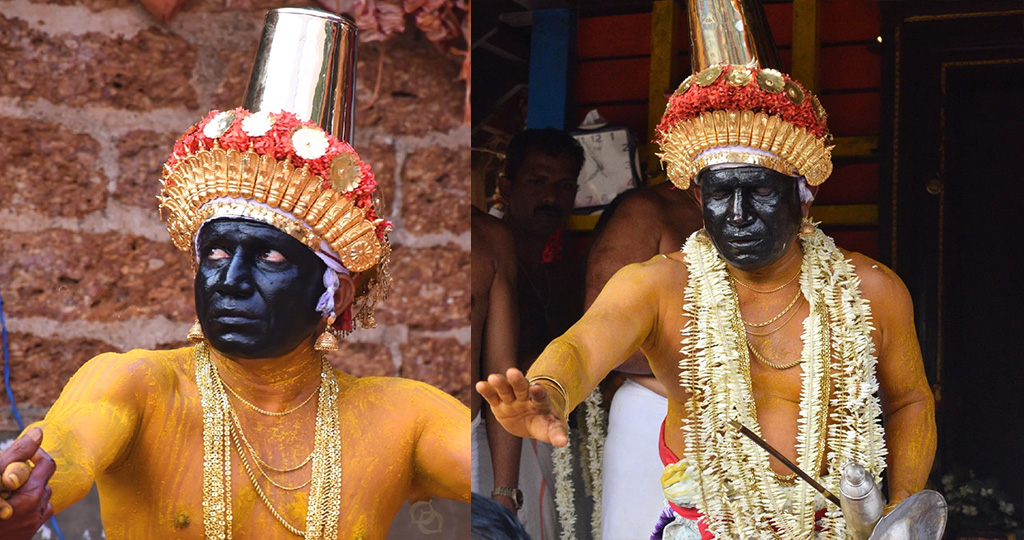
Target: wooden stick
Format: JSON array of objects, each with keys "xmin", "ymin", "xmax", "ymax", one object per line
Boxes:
[{"xmin": 728, "ymin": 419, "xmax": 841, "ymax": 507}]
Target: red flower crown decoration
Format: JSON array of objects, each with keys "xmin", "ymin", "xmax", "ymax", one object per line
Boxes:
[
  {"xmin": 656, "ymin": 64, "xmax": 834, "ymax": 189},
  {"xmin": 159, "ymin": 108, "xmax": 393, "ymax": 329}
]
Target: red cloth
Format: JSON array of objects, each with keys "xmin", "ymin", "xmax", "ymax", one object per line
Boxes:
[
  {"xmin": 657, "ymin": 421, "xmax": 825, "ymax": 539},
  {"xmin": 659, "ymin": 421, "xmax": 716, "ymax": 540}
]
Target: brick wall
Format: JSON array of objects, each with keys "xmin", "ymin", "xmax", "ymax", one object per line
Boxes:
[{"xmin": 0, "ymin": 0, "xmax": 470, "ymax": 429}]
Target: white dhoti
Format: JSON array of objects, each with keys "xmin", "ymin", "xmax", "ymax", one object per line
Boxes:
[
  {"xmin": 601, "ymin": 378, "xmax": 669, "ymax": 540},
  {"xmin": 471, "ymin": 412, "xmax": 558, "ymax": 540}
]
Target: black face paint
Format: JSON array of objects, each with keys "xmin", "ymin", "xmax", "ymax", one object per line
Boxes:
[
  {"xmin": 194, "ymin": 219, "xmax": 327, "ymax": 359},
  {"xmin": 699, "ymin": 165, "xmax": 803, "ymax": 271}
]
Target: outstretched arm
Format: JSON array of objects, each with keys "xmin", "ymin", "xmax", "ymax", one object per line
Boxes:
[
  {"xmin": 24, "ymin": 353, "xmax": 145, "ymax": 513},
  {"xmin": 585, "ymin": 193, "xmax": 662, "ymax": 375},
  {"xmin": 860, "ymin": 259, "xmax": 936, "ymax": 504},
  {"xmin": 477, "ymin": 259, "xmax": 665, "ymax": 446}
]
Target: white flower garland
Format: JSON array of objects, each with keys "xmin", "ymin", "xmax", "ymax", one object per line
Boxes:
[
  {"xmin": 678, "ymin": 225, "xmax": 886, "ymax": 540},
  {"xmin": 583, "ymin": 389, "xmax": 606, "ymax": 539},
  {"xmin": 552, "ymin": 441, "xmax": 576, "ymax": 540},
  {"xmin": 550, "ymin": 388, "xmax": 607, "ymax": 540}
]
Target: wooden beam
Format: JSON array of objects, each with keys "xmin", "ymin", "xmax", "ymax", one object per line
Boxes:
[
  {"xmin": 791, "ymin": 0, "xmax": 819, "ymax": 93},
  {"xmin": 810, "ymin": 204, "xmax": 878, "ymax": 227},
  {"xmin": 645, "ymin": 0, "xmax": 681, "ymax": 184},
  {"xmin": 527, "ymin": 9, "xmax": 575, "ymax": 129},
  {"xmin": 832, "ymin": 136, "xmax": 879, "ymax": 158}
]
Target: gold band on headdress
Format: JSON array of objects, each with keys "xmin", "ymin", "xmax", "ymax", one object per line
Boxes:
[{"xmin": 657, "ymin": 65, "xmax": 834, "ymax": 189}]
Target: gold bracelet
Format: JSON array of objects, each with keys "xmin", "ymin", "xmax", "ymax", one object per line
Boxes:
[{"xmin": 527, "ymin": 375, "xmax": 568, "ymax": 418}]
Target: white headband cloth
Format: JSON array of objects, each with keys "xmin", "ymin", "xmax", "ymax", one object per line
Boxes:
[{"xmin": 194, "ymin": 198, "xmax": 350, "ymax": 319}]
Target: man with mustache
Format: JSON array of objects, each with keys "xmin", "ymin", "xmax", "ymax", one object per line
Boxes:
[
  {"xmin": 479, "ymin": 3, "xmax": 935, "ymax": 536},
  {"xmin": 494, "ymin": 128, "xmax": 584, "ymax": 540}
]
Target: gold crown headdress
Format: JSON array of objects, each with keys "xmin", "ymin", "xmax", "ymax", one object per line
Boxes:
[
  {"xmin": 657, "ymin": 0, "xmax": 834, "ymax": 189},
  {"xmin": 159, "ymin": 8, "xmax": 391, "ymax": 331}
]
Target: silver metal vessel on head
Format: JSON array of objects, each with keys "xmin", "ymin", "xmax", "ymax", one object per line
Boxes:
[
  {"xmin": 244, "ymin": 7, "xmax": 358, "ymax": 142},
  {"xmin": 685, "ymin": 0, "xmax": 782, "ymax": 71}
]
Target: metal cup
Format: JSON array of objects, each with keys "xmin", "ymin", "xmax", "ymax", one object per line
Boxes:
[
  {"xmin": 244, "ymin": 7, "xmax": 358, "ymax": 142},
  {"xmin": 841, "ymin": 462, "xmax": 886, "ymax": 540}
]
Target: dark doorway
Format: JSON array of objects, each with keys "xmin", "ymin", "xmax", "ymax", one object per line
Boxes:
[{"xmin": 882, "ymin": 3, "xmax": 1024, "ymax": 511}]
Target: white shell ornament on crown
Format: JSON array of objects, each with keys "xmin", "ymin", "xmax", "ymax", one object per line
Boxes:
[
  {"xmin": 241, "ymin": 111, "xmax": 274, "ymax": 137},
  {"xmin": 203, "ymin": 111, "xmax": 236, "ymax": 139},
  {"xmin": 291, "ymin": 127, "xmax": 330, "ymax": 160}
]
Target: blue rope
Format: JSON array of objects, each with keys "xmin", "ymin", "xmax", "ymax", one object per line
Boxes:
[{"xmin": 1, "ymin": 282, "xmax": 67, "ymax": 540}]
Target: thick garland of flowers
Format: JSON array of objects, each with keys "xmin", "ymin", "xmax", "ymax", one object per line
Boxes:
[{"xmin": 678, "ymin": 225, "xmax": 885, "ymax": 539}]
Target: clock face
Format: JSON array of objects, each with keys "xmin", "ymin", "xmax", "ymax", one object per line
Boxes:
[{"xmin": 573, "ymin": 128, "xmax": 638, "ymax": 209}]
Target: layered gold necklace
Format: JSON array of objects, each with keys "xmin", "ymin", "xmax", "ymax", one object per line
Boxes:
[
  {"xmin": 679, "ymin": 225, "xmax": 886, "ymax": 540},
  {"xmin": 194, "ymin": 342, "xmax": 342, "ymax": 539}
]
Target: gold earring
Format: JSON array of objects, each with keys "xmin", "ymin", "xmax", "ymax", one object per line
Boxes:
[
  {"xmin": 314, "ymin": 315, "xmax": 340, "ymax": 352},
  {"xmin": 187, "ymin": 320, "xmax": 205, "ymax": 343},
  {"xmin": 798, "ymin": 219, "xmax": 815, "ymax": 238}
]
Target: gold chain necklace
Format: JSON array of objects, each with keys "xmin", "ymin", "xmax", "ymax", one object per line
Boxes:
[
  {"xmin": 195, "ymin": 342, "xmax": 343, "ymax": 540},
  {"xmin": 230, "ymin": 424, "xmax": 310, "ymax": 534},
  {"xmin": 741, "ymin": 288, "xmax": 802, "ymax": 327},
  {"xmin": 224, "ymin": 381, "xmax": 318, "ymax": 417},
  {"xmin": 229, "ymin": 407, "xmax": 314, "ymax": 483},
  {"xmin": 732, "ymin": 268, "xmax": 800, "ymax": 293},
  {"xmin": 747, "ymin": 341, "xmax": 803, "ymax": 370},
  {"xmin": 745, "ymin": 297, "xmax": 804, "ymax": 337}
]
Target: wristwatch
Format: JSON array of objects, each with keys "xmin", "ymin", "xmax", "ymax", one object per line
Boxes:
[{"xmin": 491, "ymin": 487, "xmax": 524, "ymax": 510}]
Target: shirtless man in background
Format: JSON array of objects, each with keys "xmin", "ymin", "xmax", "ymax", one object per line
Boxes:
[{"xmin": 471, "ymin": 206, "xmax": 523, "ymax": 514}]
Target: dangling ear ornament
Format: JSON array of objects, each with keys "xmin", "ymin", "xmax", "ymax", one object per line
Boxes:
[
  {"xmin": 314, "ymin": 313, "xmax": 340, "ymax": 352},
  {"xmin": 187, "ymin": 319, "xmax": 205, "ymax": 343},
  {"xmin": 798, "ymin": 218, "xmax": 815, "ymax": 238}
]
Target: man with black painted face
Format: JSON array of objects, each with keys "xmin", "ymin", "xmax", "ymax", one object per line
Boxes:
[
  {"xmin": 0, "ymin": 10, "xmax": 470, "ymax": 538},
  {"xmin": 479, "ymin": 7, "xmax": 935, "ymax": 535},
  {"xmin": 0, "ymin": 112, "xmax": 470, "ymax": 540}
]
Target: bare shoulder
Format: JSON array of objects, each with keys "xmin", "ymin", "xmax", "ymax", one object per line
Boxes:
[
  {"xmin": 471, "ymin": 206, "xmax": 515, "ymax": 251},
  {"xmin": 337, "ymin": 374, "xmax": 467, "ymax": 416},
  {"xmin": 841, "ymin": 249, "xmax": 913, "ymax": 312},
  {"xmin": 608, "ymin": 188, "xmax": 668, "ymax": 223},
  {"xmin": 608, "ymin": 249, "xmax": 690, "ymax": 293},
  {"xmin": 70, "ymin": 347, "xmax": 187, "ymax": 393}
]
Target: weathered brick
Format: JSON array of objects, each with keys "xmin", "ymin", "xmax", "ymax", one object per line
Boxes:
[
  {"xmin": 326, "ymin": 342, "xmax": 394, "ymax": 378},
  {"xmin": 3, "ymin": 333, "xmax": 116, "ymax": 409},
  {"xmin": 357, "ymin": 141, "xmax": 397, "ymax": 216},
  {"xmin": 0, "ymin": 230, "xmax": 194, "ymax": 322},
  {"xmin": 25, "ymin": 0, "xmax": 134, "ymax": 10},
  {"xmin": 0, "ymin": 118, "xmax": 106, "ymax": 218},
  {"xmin": 401, "ymin": 145, "xmax": 468, "ymax": 234},
  {"xmin": 0, "ymin": 17, "xmax": 198, "ymax": 110},
  {"xmin": 354, "ymin": 31, "xmax": 464, "ymax": 136},
  {"xmin": 209, "ymin": 45, "xmax": 260, "ymax": 111},
  {"xmin": 116, "ymin": 130, "xmax": 179, "ymax": 208},
  {"xmin": 400, "ymin": 336, "xmax": 470, "ymax": 405},
  {"xmin": 376, "ymin": 244, "xmax": 469, "ymax": 330}
]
